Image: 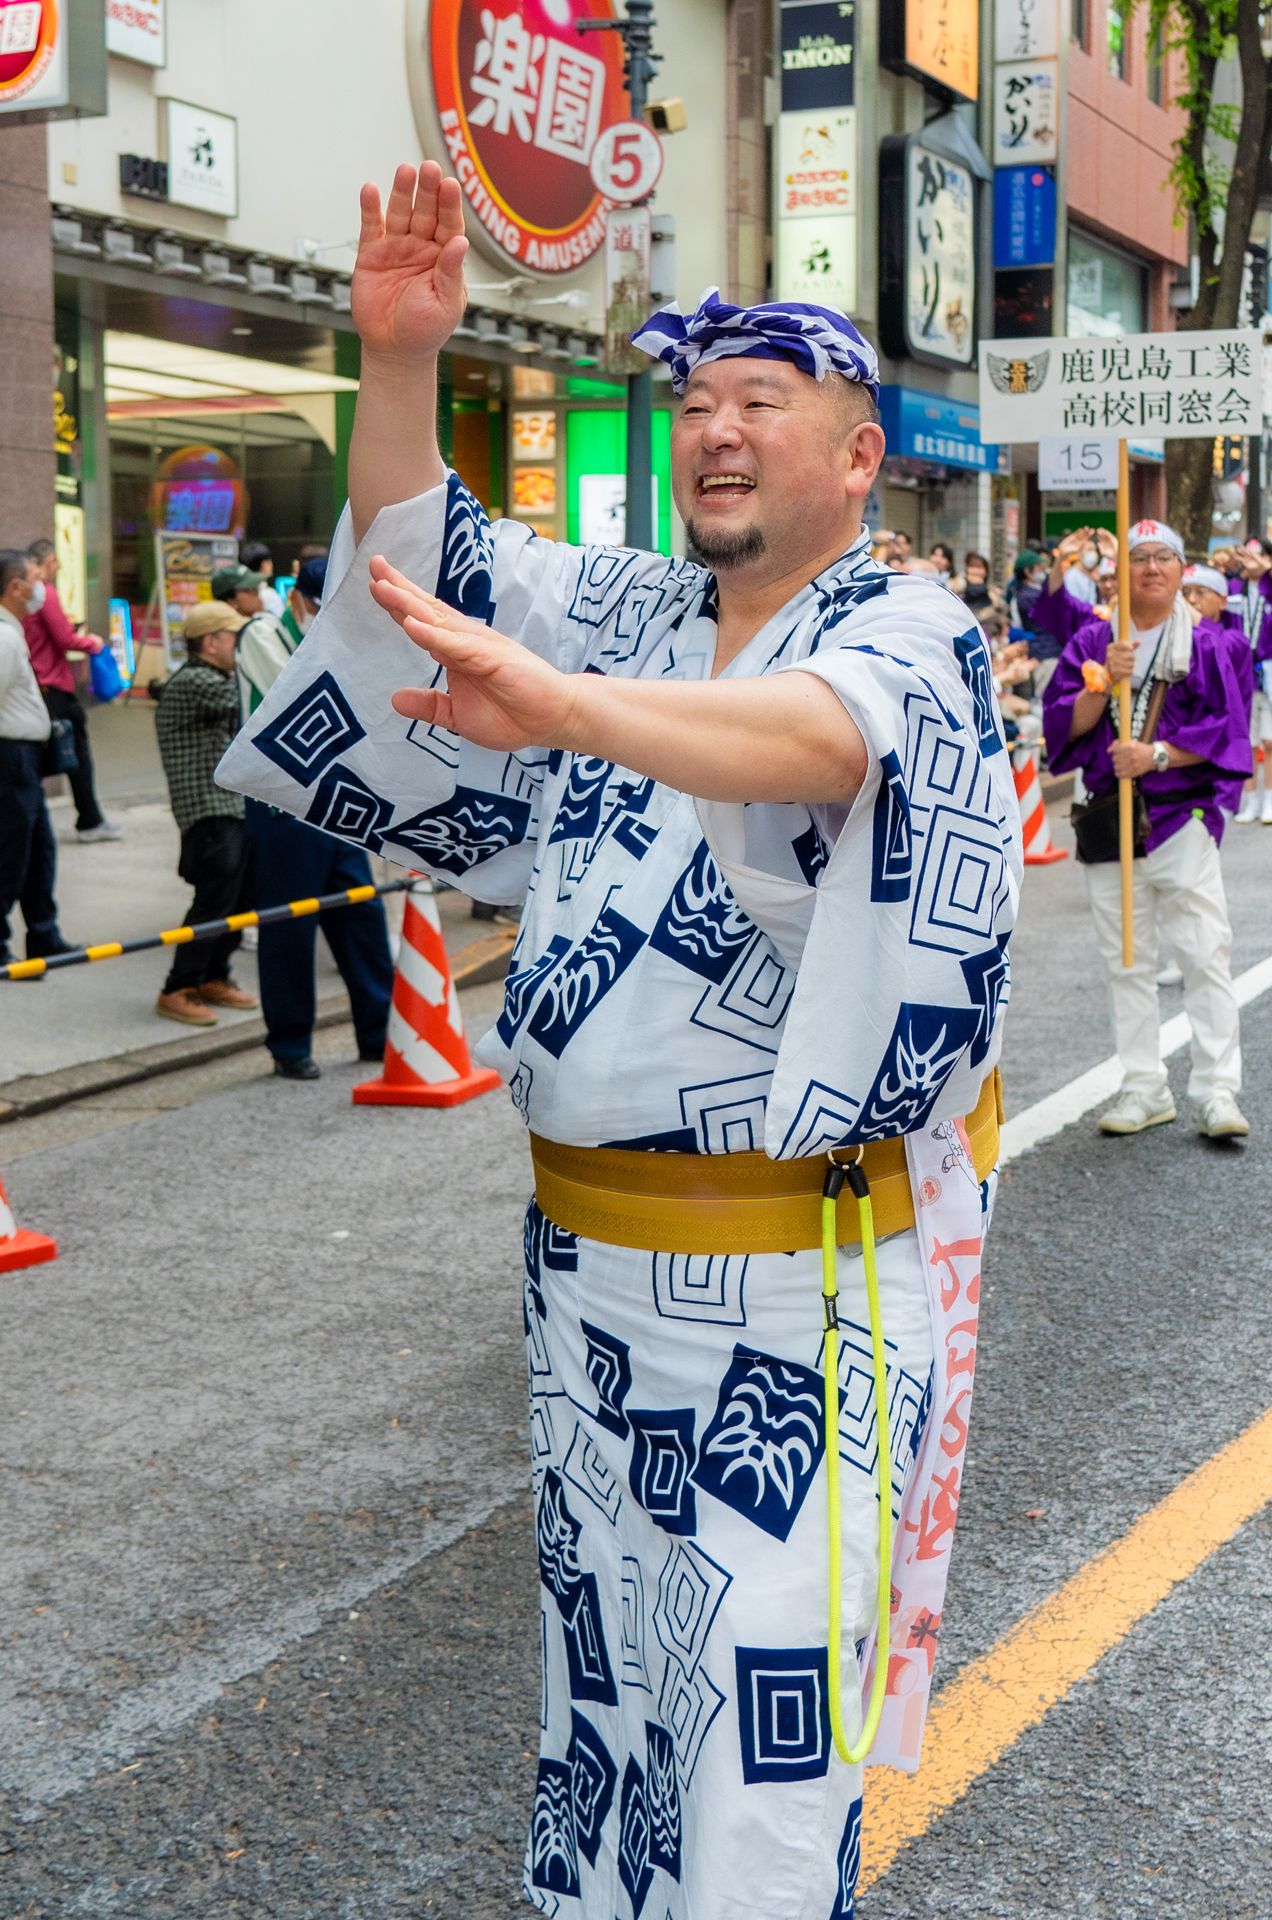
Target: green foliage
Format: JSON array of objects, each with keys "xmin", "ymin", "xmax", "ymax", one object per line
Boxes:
[{"xmin": 1129, "ymin": 0, "xmax": 1240, "ymax": 239}]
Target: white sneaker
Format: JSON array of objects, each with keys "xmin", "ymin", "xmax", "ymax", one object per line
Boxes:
[
  {"xmin": 75, "ymin": 819, "xmax": 125, "ymax": 842},
  {"xmin": 1234, "ymin": 792, "xmax": 1260, "ymax": 823},
  {"xmin": 1262, "ymin": 792, "xmax": 1272, "ymax": 824},
  {"xmin": 1155, "ymin": 966, "xmax": 1183, "ymax": 988},
  {"xmin": 240, "ymin": 925, "xmax": 259, "ymax": 951},
  {"xmin": 1196, "ymin": 1093, "xmax": 1250, "ymax": 1138},
  {"xmin": 1097, "ymin": 1089, "xmax": 1177, "ymax": 1135}
]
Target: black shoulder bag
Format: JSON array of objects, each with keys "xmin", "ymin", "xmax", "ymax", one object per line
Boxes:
[{"xmin": 1070, "ymin": 677, "xmax": 1167, "ymax": 866}]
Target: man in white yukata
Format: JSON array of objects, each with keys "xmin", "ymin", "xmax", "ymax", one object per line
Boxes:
[{"xmin": 219, "ymin": 164, "xmax": 1021, "ymax": 1920}]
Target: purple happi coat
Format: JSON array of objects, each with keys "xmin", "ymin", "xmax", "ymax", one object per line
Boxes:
[{"xmin": 1041, "ymin": 607, "xmax": 1253, "ymax": 850}]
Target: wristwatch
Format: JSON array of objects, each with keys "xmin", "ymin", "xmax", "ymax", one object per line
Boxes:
[{"xmin": 1150, "ymin": 741, "xmax": 1170, "ymax": 774}]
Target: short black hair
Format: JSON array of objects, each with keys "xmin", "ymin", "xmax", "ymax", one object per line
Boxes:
[
  {"xmin": 27, "ymin": 537, "xmax": 54, "ymax": 565},
  {"xmin": 931, "ymin": 541, "xmax": 956, "ymax": 567},
  {"xmin": 240, "ymin": 540, "xmax": 272, "ymax": 571},
  {"xmin": 0, "ymin": 548, "xmax": 33, "ymax": 594}
]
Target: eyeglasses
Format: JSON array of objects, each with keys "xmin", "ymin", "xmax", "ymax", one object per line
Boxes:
[{"xmin": 1128, "ymin": 550, "xmax": 1180, "ymax": 567}]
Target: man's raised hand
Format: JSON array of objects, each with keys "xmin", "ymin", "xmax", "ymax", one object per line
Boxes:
[
  {"xmin": 370, "ymin": 557, "xmax": 578, "ymax": 752},
  {"xmin": 351, "ymin": 162, "xmax": 468, "ymax": 363}
]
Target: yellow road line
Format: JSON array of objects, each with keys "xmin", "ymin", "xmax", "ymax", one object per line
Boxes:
[{"xmin": 860, "ymin": 1403, "xmax": 1272, "ymax": 1892}]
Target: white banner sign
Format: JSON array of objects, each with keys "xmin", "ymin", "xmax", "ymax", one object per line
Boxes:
[
  {"xmin": 905, "ymin": 141, "xmax": 974, "ymax": 366},
  {"xmin": 163, "ymin": 97, "xmax": 237, "ymax": 217},
  {"xmin": 776, "ymin": 107, "xmax": 857, "ymax": 311},
  {"xmin": 980, "ymin": 329, "xmax": 1264, "ymax": 443},
  {"xmin": 993, "ymin": 59, "xmax": 1058, "ymax": 166},
  {"xmin": 995, "ymin": 0, "xmax": 1059, "ymax": 61},
  {"xmin": 1038, "ymin": 436, "xmax": 1118, "ymax": 490},
  {"xmin": 106, "ymin": 0, "xmax": 165, "ymax": 66}
]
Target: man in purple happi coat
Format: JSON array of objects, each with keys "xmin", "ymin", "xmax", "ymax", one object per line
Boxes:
[
  {"xmin": 1217, "ymin": 542, "xmax": 1272, "ymax": 823},
  {"xmin": 1041, "ymin": 519, "xmax": 1252, "ymax": 1142}
]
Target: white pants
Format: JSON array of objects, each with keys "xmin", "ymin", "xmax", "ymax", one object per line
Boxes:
[{"xmin": 1084, "ymin": 817, "xmax": 1241, "ymax": 1103}]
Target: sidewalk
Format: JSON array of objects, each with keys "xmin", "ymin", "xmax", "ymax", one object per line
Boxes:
[{"xmin": 1, "ymin": 697, "xmax": 512, "ymax": 1107}]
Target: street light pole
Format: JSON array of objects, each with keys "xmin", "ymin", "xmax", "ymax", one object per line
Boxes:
[{"xmin": 578, "ymin": 2, "xmax": 659, "ymax": 550}]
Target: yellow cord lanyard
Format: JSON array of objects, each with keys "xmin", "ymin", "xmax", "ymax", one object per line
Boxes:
[{"xmin": 821, "ymin": 1152, "xmax": 893, "ymax": 1766}]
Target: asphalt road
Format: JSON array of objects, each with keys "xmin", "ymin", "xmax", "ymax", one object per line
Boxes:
[{"xmin": 2, "ymin": 819, "xmax": 1271, "ymax": 1919}]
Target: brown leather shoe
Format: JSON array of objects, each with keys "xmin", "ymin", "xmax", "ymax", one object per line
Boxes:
[
  {"xmin": 156, "ymin": 989, "xmax": 218, "ymax": 1027},
  {"xmin": 197, "ymin": 980, "xmax": 259, "ymax": 1010}
]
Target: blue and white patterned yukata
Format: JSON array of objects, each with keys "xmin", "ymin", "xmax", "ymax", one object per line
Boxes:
[{"xmin": 218, "ymin": 474, "xmax": 1021, "ymax": 1920}]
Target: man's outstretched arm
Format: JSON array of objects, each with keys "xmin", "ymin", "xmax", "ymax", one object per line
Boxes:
[
  {"xmin": 370, "ymin": 560, "xmax": 869, "ymax": 808},
  {"xmin": 348, "ymin": 163, "xmax": 469, "ymax": 544}
]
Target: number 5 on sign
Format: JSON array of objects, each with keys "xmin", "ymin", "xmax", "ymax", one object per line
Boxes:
[
  {"xmin": 590, "ymin": 119, "xmax": 664, "ymax": 203},
  {"xmin": 1038, "ymin": 436, "xmax": 1117, "ymax": 491}
]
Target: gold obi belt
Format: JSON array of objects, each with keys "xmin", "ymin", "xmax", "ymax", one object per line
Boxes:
[{"xmin": 529, "ymin": 1071, "xmax": 1003, "ymax": 1256}]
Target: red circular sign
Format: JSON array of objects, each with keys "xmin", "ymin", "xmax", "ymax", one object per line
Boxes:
[
  {"xmin": 0, "ymin": 0, "xmax": 58, "ymax": 101},
  {"xmin": 430, "ymin": 0, "xmax": 627, "ymax": 273},
  {"xmin": 590, "ymin": 119, "xmax": 663, "ymax": 202}
]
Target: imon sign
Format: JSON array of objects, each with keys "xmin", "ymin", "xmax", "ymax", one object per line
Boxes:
[
  {"xmin": 979, "ymin": 330, "xmax": 1264, "ymax": 443},
  {"xmin": 429, "ymin": 0, "xmax": 627, "ymax": 273},
  {"xmin": 0, "ymin": 0, "xmax": 59, "ymax": 105}
]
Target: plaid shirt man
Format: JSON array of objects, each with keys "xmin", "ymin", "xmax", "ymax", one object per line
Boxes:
[{"xmin": 155, "ymin": 661, "xmax": 243, "ymax": 832}]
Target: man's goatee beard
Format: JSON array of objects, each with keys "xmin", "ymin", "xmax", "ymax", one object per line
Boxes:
[{"xmin": 685, "ymin": 519, "xmax": 767, "ymax": 569}]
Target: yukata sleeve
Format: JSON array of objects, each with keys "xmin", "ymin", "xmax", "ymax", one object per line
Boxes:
[
  {"xmin": 1032, "ymin": 581, "xmax": 1088, "ymax": 654},
  {"xmin": 701, "ymin": 583, "xmax": 1023, "ymax": 1157},
  {"xmin": 216, "ymin": 472, "xmax": 598, "ymax": 903}
]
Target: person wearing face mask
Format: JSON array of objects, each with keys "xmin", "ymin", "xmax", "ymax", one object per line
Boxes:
[
  {"xmin": 238, "ymin": 551, "xmax": 394, "ymax": 1080},
  {"xmin": 954, "ymin": 551, "xmax": 1006, "ymax": 617},
  {"xmin": 1008, "ymin": 548, "xmax": 1047, "ymax": 634},
  {"xmin": 0, "ymin": 550, "xmax": 72, "ymax": 969},
  {"xmin": 22, "ymin": 538, "xmax": 123, "ymax": 843},
  {"xmin": 1042, "ymin": 520, "xmax": 1252, "ymax": 1141}
]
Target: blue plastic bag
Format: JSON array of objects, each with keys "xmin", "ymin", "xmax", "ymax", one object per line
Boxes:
[{"xmin": 89, "ymin": 645, "xmax": 125, "ymax": 703}]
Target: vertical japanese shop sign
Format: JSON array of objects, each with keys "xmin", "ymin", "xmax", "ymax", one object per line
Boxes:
[
  {"xmin": 881, "ymin": 0, "xmax": 978, "ymax": 102},
  {"xmin": 423, "ymin": 0, "xmax": 628, "ymax": 273},
  {"xmin": 879, "ymin": 131, "xmax": 976, "ymax": 368},
  {"xmin": 993, "ymin": 58, "xmax": 1058, "ymax": 165},
  {"xmin": 775, "ymin": 0, "xmax": 856, "ymax": 310},
  {"xmin": 603, "ymin": 203, "xmax": 651, "ymax": 376}
]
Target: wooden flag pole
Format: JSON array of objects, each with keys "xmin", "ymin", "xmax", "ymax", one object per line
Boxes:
[{"xmin": 1116, "ymin": 438, "xmax": 1134, "ymax": 968}]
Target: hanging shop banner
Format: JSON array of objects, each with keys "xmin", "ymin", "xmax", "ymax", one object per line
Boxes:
[
  {"xmin": 993, "ymin": 59, "xmax": 1058, "ymax": 166},
  {"xmin": 992, "ymin": 163, "xmax": 1056, "ymax": 268},
  {"xmin": 881, "ymin": 0, "xmax": 978, "ymax": 104},
  {"xmin": 980, "ymin": 330, "xmax": 1264, "ymax": 443},
  {"xmin": 995, "ymin": 0, "xmax": 1059, "ymax": 62},
  {"xmin": 603, "ymin": 203, "xmax": 651, "ymax": 376},
  {"xmin": 156, "ymin": 532, "xmax": 239, "ymax": 669},
  {"xmin": 879, "ymin": 132, "xmax": 975, "ymax": 368},
  {"xmin": 0, "ymin": 0, "xmax": 106, "ymax": 122},
  {"xmin": 106, "ymin": 0, "xmax": 165, "ymax": 67},
  {"xmin": 421, "ymin": 0, "xmax": 627, "ymax": 273},
  {"xmin": 776, "ymin": 0, "xmax": 856, "ymax": 310}
]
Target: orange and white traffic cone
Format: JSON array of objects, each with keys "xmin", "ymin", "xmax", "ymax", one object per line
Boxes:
[
  {"xmin": 0, "ymin": 1172, "xmax": 57, "ymax": 1274},
  {"xmin": 353, "ymin": 885, "xmax": 502, "ymax": 1109},
  {"xmin": 1013, "ymin": 746, "xmax": 1068, "ymax": 866}
]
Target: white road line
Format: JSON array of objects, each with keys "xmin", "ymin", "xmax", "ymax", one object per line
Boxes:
[{"xmin": 1000, "ymin": 952, "xmax": 1272, "ymax": 1165}]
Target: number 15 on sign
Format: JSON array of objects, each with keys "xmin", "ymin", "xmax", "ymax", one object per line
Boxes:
[{"xmin": 1038, "ymin": 436, "xmax": 1117, "ymax": 491}]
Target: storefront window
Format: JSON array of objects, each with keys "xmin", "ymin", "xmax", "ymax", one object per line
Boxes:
[{"xmin": 1067, "ymin": 231, "xmax": 1147, "ymax": 337}]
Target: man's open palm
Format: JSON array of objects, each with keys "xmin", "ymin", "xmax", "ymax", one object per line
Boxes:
[
  {"xmin": 352, "ymin": 162, "xmax": 469, "ymax": 361},
  {"xmin": 370, "ymin": 558, "xmax": 576, "ymax": 752}
]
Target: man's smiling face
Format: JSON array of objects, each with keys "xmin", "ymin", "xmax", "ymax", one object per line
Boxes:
[{"xmin": 670, "ymin": 358, "xmax": 878, "ymax": 573}]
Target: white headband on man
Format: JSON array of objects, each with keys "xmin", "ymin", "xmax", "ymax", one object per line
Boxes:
[
  {"xmin": 1127, "ymin": 519, "xmax": 1185, "ymax": 560},
  {"xmin": 1182, "ymin": 563, "xmax": 1227, "ymax": 596}
]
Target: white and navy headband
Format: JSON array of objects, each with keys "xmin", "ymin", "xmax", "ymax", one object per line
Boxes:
[
  {"xmin": 1182, "ymin": 563, "xmax": 1227, "ymax": 596},
  {"xmin": 631, "ymin": 287, "xmax": 880, "ymax": 401},
  {"xmin": 1127, "ymin": 519, "xmax": 1185, "ymax": 561}
]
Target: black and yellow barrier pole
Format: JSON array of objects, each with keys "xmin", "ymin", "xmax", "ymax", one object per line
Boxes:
[{"xmin": 0, "ymin": 879, "xmax": 413, "ymax": 983}]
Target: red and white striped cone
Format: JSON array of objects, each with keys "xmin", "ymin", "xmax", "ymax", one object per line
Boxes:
[
  {"xmin": 352, "ymin": 886, "xmax": 501, "ymax": 1108},
  {"xmin": 0, "ymin": 1172, "xmax": 57, "ymax": 1275},
  {"xmin": 1012, "ymin": 746, "xmax": 1068, "ymax": 866}
]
